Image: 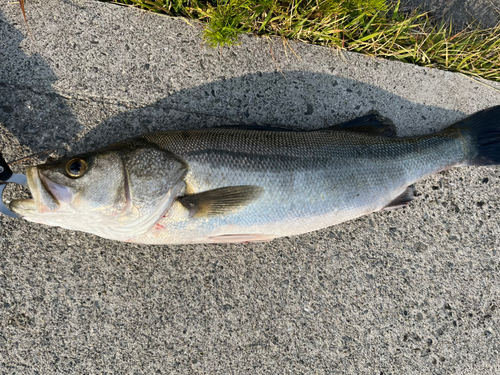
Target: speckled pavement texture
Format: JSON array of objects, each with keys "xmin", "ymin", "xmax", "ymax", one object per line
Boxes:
[
  {"xmin": 394, "ymin": 0, "xmax": 500, "ymax": 29},
  {"xmin": 1, "ymin": 0, "xmax": 500, "ymax": 373}
]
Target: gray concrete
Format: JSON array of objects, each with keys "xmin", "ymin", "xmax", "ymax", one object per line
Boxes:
[
  {"xmin": 393, "ymin": 0, "xmax": 500, "ymax": 29},
  {"xmin": 1, "ymin": 0, "xmax": 500, "ymax": 373}
]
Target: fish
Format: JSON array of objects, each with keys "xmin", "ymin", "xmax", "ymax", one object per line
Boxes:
[{"xmin": 8, "ymin": 106, "xmax": 500, "ymax": 244}]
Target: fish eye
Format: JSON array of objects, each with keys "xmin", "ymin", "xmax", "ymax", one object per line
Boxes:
[{"xmin": 65, "ymin": 158, "xmax": 88, "ymax": 178}]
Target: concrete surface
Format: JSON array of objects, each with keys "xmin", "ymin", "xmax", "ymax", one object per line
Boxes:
[
  {"xmin": 393, "ymin": 0, "xmax": 500, "ymax": 29},
  {"xmin": 1, "ymin": 0, "xmax": 500, "ymax": 373}
]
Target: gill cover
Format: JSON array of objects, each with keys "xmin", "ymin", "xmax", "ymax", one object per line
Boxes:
[{"xmin": 11, "ymin": 143, "xmax": 187, "ymax": 241}]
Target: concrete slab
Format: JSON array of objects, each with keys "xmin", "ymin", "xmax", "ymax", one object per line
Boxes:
[
  {"xmin": 394, "ymin": 0, "xmax": 500, "ymax": 29},
  {"xmin": 1, "ymin": 0, "xmax": 500, "ymax": 373}
]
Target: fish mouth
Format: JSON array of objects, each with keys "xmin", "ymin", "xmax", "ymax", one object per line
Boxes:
[{"xmin": 10, "ymin": 167, "xmax": 61, "ymax": 216}]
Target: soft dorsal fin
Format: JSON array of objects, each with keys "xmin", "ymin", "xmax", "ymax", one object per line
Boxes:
[
  {"xmin": 326, "ymin": 112, "xmax": 397, "ymax": 137},
  {"xmin": 178, "ymin": 186, "xmax": 263, "ymax": 218},
  {"xmin": 382, "ymin": 186, "xmax": 416, "ymax": 210}
]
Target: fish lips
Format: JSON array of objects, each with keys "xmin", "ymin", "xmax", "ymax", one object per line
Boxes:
[{"xmin": 10, "ymin": 167, "xmax": 65, "ymax": 216}]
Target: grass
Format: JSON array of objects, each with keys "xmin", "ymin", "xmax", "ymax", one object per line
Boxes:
[{"xmin": 105, "ymin": 0, "xmax": 499, "ymax": 81}]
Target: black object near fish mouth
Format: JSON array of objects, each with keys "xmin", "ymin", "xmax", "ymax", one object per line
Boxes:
[{"xmin": 0, "ymin": 152, "xmax": 27, "ymax": 218}]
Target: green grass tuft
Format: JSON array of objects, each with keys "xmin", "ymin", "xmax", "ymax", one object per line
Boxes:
[{"xmin": 105, "ymin": 0, "xmax": 500, "ymax": 82}]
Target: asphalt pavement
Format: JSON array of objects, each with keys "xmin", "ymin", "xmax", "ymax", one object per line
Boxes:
[{"xmin": 1, "ymin": 0, "xmax": 500, "ymax": 373}]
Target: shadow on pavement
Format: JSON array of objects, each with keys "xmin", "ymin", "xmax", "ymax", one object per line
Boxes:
[{"xmin": 0, "ymin": 10, "xmax": 464, "ymax": 158}]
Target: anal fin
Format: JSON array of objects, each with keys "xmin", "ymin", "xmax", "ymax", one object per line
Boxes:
[
  {"xmin": 208, "ymin": 234, "xmax": 275, "ymax": 243},
  {"xmin": 382, "ymin": 186, "xmax": 416, "ymax": 210}
]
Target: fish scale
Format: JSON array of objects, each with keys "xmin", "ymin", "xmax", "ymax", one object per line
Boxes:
[{"xmin": 135, "ymin": 128, "xmax": 465, "ymax": 244}]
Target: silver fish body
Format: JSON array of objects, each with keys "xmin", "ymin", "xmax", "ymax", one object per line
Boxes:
[
  {"xmin": 135, "ymin": 128, "xmax": 465, "ymax": 244},
  {"xmin": 9, "ymin": 107, "xmax": 500, "ymax": 244}
]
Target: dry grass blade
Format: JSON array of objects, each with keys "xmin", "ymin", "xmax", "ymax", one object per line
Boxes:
[
  {"xmin": 8, "ymin": 150, "xmax": 55, "ymax": 166},
  {"xmin": 19, "ymin": 0, "xmax": 34, "ymax": 41}
]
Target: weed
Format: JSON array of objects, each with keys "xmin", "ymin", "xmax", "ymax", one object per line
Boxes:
[{"xmin": 104, "ymin": 0, "xmax": 500, "ymax": 81}]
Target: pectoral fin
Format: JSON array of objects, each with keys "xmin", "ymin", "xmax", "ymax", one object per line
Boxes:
[{"xmin": 178, "ymin": 186, "xmax": 263, "ymax": 218}]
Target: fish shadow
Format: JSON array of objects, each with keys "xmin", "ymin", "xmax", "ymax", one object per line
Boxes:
[
  {"xmin": 0, "ymin": 9, "xmax": 465, "ymax": 157},
  {"xmin": 74, "ymin": 69, "xmax": 466, "ymax": 154}
]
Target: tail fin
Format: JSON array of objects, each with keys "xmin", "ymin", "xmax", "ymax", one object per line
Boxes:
[{"xmin": 448, "ymin": 106, "xmax": 500, "ymax": 166}]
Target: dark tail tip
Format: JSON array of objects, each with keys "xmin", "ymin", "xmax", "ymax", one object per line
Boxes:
[{"xmin": 449, "ymin": 106, "xmax": 500, "ymax": 166}]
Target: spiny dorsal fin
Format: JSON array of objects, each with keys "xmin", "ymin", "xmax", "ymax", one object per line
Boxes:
[
  {"xmin": 178, "ymin": 186, "xmax": 263, "ymax": 218},
  {"xmin": 209, "ymin": 112, "xmax": 397, "ymax": 136},
  {"xmin": 210, "ymin": 124, "xmax": 293, "ymax": 132},
  {"xmin": 326, "ymin": 112, "xmax": 397, "ymax": 137},
  {"xmin": 382, "ymin": 186, "xmax": 416, "ymax": 210}
]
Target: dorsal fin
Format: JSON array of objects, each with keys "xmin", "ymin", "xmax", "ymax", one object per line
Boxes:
[
  {"xmin": 210, "ymin": 112, "xmax": 397, "ymax": 136},
  {"xmin": 326, "ymin": 112, "xmax": 397, "ymax": 137},
  {"xmin": 211, "ymin": 124, "xmax": 293, "ymax": 132}
]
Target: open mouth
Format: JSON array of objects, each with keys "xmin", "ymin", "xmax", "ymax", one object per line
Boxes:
[{"xmin": 9, "ymin": 167, "xmax": 61, "ymax": 216}]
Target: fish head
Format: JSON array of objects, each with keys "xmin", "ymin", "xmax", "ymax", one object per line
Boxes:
[{"xmin": 10, "ymin": 142, "xmax": 187, "ymax": 241}]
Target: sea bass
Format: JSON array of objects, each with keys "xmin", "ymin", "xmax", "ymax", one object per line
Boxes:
[{"xmin": 9, "ymin": 106, "xmax": 500, "ymax": 244}]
